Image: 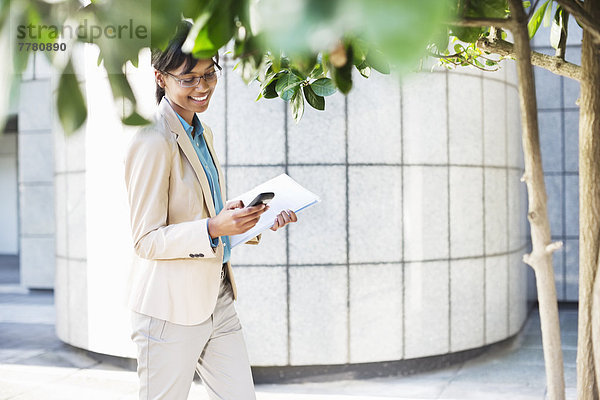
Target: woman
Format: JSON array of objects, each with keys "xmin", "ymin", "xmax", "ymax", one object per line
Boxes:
[{"xmin": 124, "ymin": 20, "xmax": 297, "ymax": 400}]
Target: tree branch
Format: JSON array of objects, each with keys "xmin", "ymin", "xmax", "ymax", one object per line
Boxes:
[
  {"xmin": 554, "ymin": 0, "xmax": 600, "ymax": 43},
  {"xmin": 428, "ymin": 50, "xmax": 466, "ymax": 59},
  {"xmin": 546, "ymin": 241, "xmax": 564, "ymax": 254},
  {"xmin": 449, "ymin": 17, "xmax": 514, "ymax": 29},
  {"xmin": 477, "ymin": 37, "xmax": 582, "ymax": 81},
  {"xmin": 527, "ymin": 0, "xmax": 542, "ymax": 20}
]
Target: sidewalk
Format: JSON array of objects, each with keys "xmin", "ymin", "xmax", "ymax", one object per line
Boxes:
[{"xmin": 0, "ymin": 284, "xmax": 578, "ymax": 400}]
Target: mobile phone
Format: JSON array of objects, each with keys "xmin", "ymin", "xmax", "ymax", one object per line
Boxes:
[{"xmin": 246, "ymin": 192, "xmax": 274, "ymax": 207}]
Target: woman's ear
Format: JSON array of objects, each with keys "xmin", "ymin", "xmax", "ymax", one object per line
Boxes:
[{"xmin": 154, "ymin": 69, "xmax": 165, "ymax": 88}]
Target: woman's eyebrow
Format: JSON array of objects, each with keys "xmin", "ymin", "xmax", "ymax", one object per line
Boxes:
[
  {"xmin": 181, "ymin": 63, "xmax": 215, "ymax": 76},
  {"xmin": 203, "ymin": 62, "xmax": 216, "ymax": 72}
]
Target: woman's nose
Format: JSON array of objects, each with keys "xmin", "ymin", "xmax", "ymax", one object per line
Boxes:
[{"xmin": 195, "ymin": 78, "xmax": 210, "ymax": 91}]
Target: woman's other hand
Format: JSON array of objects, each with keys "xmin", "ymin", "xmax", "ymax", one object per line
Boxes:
[{"xmin": 270, "ymin": 209, "xmax": 298, "ymax": 232}]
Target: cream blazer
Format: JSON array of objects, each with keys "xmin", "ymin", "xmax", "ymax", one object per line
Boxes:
[{"xmin": 124, "ymin": 97, "xmax": 258, "ymax": 325}]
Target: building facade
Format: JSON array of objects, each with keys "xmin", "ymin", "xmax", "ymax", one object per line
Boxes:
[{"xmin": 3, "ymin": 41, "xmax": 560, "ymax": 367}]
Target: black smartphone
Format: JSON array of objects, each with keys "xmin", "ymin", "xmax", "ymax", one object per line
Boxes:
[{"xmin": 246, "ymin": 192, "xmax": 275, "ymax": 207}]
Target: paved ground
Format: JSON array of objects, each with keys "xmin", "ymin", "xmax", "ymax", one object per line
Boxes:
[{"xmin": 0, "ymin": 261, "xmax": 578, "ymax": 400}]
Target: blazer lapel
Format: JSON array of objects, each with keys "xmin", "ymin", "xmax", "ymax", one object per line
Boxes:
[
  {"xmin": 201, "ymin": 123, "xmax": 226, "ymax": 203},
  {"xmin": 157, "ymin": 98, "xmax": 217, "ymax": 217}
]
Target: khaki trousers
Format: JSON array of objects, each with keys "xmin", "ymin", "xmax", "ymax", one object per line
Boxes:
[{"xmin": 130, "ymin": 277, "xmax": 256, "ymax": 400}]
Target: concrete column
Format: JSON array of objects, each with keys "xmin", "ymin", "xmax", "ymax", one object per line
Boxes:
[
  {"xmin": 18, "ymin": 53, "xmax": 55, "ymax": 289},
  {"xmin": 52, "ymin": 46, "xmax": 529, "ymax": 365},
  {"xmin": 0, "ymin": 127, "xmax": 18, "ymax": 256}
]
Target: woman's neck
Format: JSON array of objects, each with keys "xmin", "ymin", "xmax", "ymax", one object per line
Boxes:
[{"xmin": 165, "ymin": 96, "xmax": 194, "ymax": 125}]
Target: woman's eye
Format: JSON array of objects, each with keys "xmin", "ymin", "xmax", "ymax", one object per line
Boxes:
[
  {"xmin": 205, "ymin": 71, "xmax": 216, "ymax": 79},
  {"xmin": 182, "ymin": 78, "xmax": 197, "ymax": 84}
]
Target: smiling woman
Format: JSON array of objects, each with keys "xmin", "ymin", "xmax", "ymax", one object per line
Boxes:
[
  {"xmin": 151, "ymin": 22, "xmax": 223, "ymax": 119},
  {"xmin": 123, "ymin": 19, "xmax": 297, "ymax": 400}
]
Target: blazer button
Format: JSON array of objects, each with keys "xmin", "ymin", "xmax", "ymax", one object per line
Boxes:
[
  {"xmin": 189, "ymin": 253, "xmax": 195, "ymax": 258},
  {"xmin": 198, "ymin": 253, "xmax": 204, "ymax": 258}
]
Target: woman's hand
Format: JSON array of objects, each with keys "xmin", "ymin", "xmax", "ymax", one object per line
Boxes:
[
  {"xmin": 208, "ymin": 203, "xmax": 268, "ymax": 238},
  {"xmin": 270, "ymin": 209, "xmax": 298, "ymax": 232}
]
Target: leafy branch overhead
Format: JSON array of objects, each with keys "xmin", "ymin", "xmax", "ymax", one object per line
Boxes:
[
  {"xmin": 186, "ymin": 0, "xmax": 442, "ymax": 122},
  {"xmin": 430, "ymin": 0, "xmax": 581, "ymax": 74},
  {"xmin": 1, "ymin": 0, "xmax": 596, "ymax": 131},
  {"xmin": 1, "ymin": 0, "xmax": 448, "ymax": 130}
]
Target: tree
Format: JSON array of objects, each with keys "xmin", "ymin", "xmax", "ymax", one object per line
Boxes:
[
  {"xmin": 2, "ymin": 0, "xmax": 599, "ymax": 399},
  {"xmin": 433, "ymin": 2, "xmax": 599, "ymax": 399}
]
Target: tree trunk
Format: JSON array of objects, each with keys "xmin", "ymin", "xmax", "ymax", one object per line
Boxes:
[
  {"xmin": 507, "ymin": 1, "xmax": 566, "ymax": 399},
  {"xmin": 577, "ymin": 0, "xmax": 600, "ymax": 398}
]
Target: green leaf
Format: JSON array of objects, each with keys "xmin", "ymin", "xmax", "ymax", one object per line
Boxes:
[
  {"xmin": 237, "ymin": 0, "xmax": 252, "ymax": 31},
  {"xmin": 523, "ymin": 1, "xmax": 531, "ymax": 8},
  {"xmin": 108, "ymin": 73, "xmax": 136, "ymax": 104},
  {"xmin": 262, "ymin": 79, "xmax": 279, "ymax": 99},
  {"xmin": 303, "ymin": 85, "xmax": 325, "ymax": 110},
  {"xmin": 234, "ymin": 38, "xmax": 245, "ymax": 59},
  {"xmin": 351, "ymin": 38, "xmax": 369, "ymax": 66},
  {"xmin": 451, "ymin": 26, "xmax": 484, "ymax": 43},
  {"xmin": 292, "ymin": 54, "xmax": 318, "ymax": 78},
  {"xmin": 366, "ymin": 47, "xmax": 390, "ymax": 74},
  {"xmin": 290, "ymin": 87, "xmax": 304, "ymax": 122},
  {"xmin": 550, "ymin": 6, "xmax": 568, "ymax": 50},
  {"xmin": 191, "ymin": 0, "xmax": 235, "ymax": 58},
  {"xmin": 332, "ymin": 46, "xmax": 353, "ymax": 95},
  {"xmin": 358, "ymin": 64, "xmax": 371, "ymax": 78},
  {"xmin": 238, "ymin": 58, "xmax": 259, "ymax": 84},
  {"xmin": 258, "ymin": 0, "xmax": 449, "ymax": 75},
  {"xmin": 291, "ymin": 67, "xmax": 307, "ymax": 80},
  {"xmin": 241, "ymin": 33, "xmax": 267, "ymax": 66},
  {"xmin": 183, "ymin": 0, "xmax": 211, "ymax": 19},
  {"xmin": 258, "ymin": 70, "xmax": 279, "ymax": 95},
  {"xmin": 57, "ymin": 60, "xmax": 87, "ymax": 135},
  {"xmin": 151, "ymin": 0, "xmax": 193, "ymax": 50},
  {"xmin": 432, "ymin": 27, "xmax": 450, "ymax": 53},
  {"xmin": 543, "ymin": 0, "xmax": 553, "ymax": 27},
  {"xmin": 310, "ymin": 78, "xmax": 336, "ymax": 96},
  {"xmin": 333, "ymin": 67, "xmax": 352, "ymax": 94},
  {"xmin": 275, "ymin": 71, "xmax": 302, "ymax": 101},
  {"xmin": 13, "ymin": 46, "xmax": 30, "ymax": 76},
  {"xmin": 271, "ymin": 54, "xmax": 282, "ymax": 73},
  {"xmin": 123, "ymin": 110, "xmax": 150, "ymax": 125},
  {"xmin": 528, "ymin": 0, "xmax": 551, "ymax": 38},
  {"xmin": 309, "ymin": 62, "xmax": 324, "ymax": 79},
  {"xmin": 470, "ymin": 0, "xmax": 508, "ymax": 19}
]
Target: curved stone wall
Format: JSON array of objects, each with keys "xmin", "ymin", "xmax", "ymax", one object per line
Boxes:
[{"xmin": 54, "ymin": 46, "xmax": 528, "ymax": 365}]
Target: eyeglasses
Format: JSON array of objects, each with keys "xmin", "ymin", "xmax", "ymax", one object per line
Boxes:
[{"xmin": 162, "ymin": 69, "xmax": 221, "ymax": 87}]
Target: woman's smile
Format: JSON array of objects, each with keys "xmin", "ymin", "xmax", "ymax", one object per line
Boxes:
[{"xmin": 189, "ymin": 93, "xmax": 210, "ymax": 105}]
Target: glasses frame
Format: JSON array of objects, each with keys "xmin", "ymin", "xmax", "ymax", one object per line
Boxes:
[{"xmin": 162, "ymin": 69, "xmax": 221, "ymax": 88}]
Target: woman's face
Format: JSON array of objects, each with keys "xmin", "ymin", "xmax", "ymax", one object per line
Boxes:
[{"xmin": 156, "ymin": 57, "xmax": 218, "ymax": 122}]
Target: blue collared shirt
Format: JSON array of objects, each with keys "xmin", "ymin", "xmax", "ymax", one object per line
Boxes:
[{"xmin": 174, "ymin": 111, "xmax": 231, "ymax": 264}]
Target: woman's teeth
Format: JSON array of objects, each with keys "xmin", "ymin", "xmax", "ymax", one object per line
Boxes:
[{"xmin": 190, "ymin": 95, "xmax": 208, "ymax": 101}]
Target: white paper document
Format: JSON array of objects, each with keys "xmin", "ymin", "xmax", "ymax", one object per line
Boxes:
[{"xmin": 229, "ymin": 174, "xmax": 320, "ymax": 248}]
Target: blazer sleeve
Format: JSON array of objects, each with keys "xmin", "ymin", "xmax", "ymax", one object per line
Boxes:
[
  {"xmin": 245, "ymin": 234, "xmax": 261, "ymax": 245},
  {"xmin": 124, "ymin": 129, "xmax": 218, "ymax": 260}
]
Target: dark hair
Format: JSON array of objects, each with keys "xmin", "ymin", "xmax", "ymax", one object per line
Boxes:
[{"xmin": 151, "ymin": 20, "xmax": 222, "ymax": 104}]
